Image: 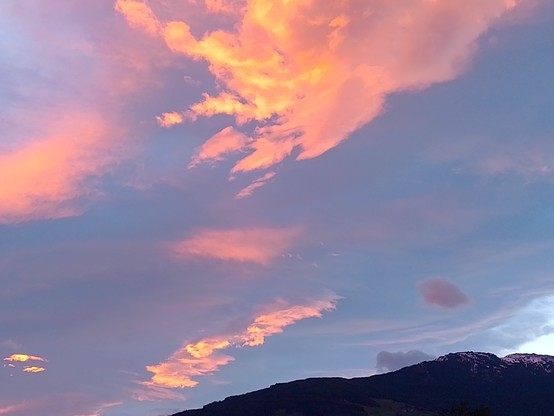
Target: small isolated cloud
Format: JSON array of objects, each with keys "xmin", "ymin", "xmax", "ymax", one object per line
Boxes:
[
  {"xmin": 189, "ymin": 126, "xmax": 252, "ymax": 168},
  {"xmin": 376, "ymin": 350, "xmax": 435, "ymax": 372},
  {"xmin": 172, "ymin": 227, "xmax": 301, "ymax": 265},
  {"xmin": 140, "ymin": 296, "xmax": 338, "ymax": 395},
  {"xmin": 418, "ymin": 277, "xmax": 470, "ymax": 309},
  {"xmin": 3, "ymin": 354, "xmax": 46, "ymax": 363},
  {"xmin": 156, "ymin": 112, "xmax": 185, "ymax": 128},
  {"xmin": 3, "ymin": 354, "xmax": 47, "ymax": 375},
  {"xmin": 22, "ymin": 366, "xmax": 46, "ymax": 373}
]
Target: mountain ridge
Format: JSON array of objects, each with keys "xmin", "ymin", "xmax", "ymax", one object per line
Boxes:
[{"xmin": 172, "ymin": 351, "xmax": 554, "ymax": 416}]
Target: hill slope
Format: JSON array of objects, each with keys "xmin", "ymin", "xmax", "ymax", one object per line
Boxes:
[{"xmin": 173, "ymin": 352, "xmax": 554, "ymax": 416}]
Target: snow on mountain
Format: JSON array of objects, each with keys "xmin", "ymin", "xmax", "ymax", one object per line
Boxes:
[
  {"xmin": 434, "ymin": 351, "xmax": 554, "ymax": 374},
  {"xmin": 502, "ymin": 353, "xmax": 554, "ymax": 373}
]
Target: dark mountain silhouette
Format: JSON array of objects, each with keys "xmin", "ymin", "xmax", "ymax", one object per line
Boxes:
[{"xmin": 172, "ymin": 352, "xmax": 554, "ymax": 416}]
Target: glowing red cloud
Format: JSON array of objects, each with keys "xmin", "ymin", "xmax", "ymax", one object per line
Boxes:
[
  {"xmin": 141, "ymin": 297, "xmax": 337, "ymax": 393},
  {"xmin": 116, "ymin": 0, "xmax": 521, "ymax": 178}
]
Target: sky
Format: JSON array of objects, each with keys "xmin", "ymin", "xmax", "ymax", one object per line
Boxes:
[{"xmin": 1, "ymin": 0, "xmax": 554, "ymax": 415}]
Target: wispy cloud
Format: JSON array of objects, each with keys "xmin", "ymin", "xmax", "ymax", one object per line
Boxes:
[
  {"xmin": 189, "ymin": 126, "xmax": 251, "ymax": 168},
  {"xmin": 0, "ymin": 396, "xmax": 120, "ymax": 416},
  {"xmin": 117, "ymin": 0, "xmax": 520, "ymax": 182},
  {"xmin": 235, "ymin": 171, "xmax": 277, "ymax": 199},
  {"xmin": 114, "ymin": 0, "xmax": 162, "ymax": 36},
  {"xmin": 0, "ymin": 113, "xmax": 116, "ymax": 224},
  {"xmin": 172, "ymin": 227, "xmax": 301, "ymax": 264},
  {"xmin": 141, "ymin": 297, "xmax": 338, "ymax": 394}
]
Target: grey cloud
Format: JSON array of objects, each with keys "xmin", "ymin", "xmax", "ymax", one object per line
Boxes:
[{"xmin": 376, "ymin": 350, "xmax": 435, "ymax": 372}]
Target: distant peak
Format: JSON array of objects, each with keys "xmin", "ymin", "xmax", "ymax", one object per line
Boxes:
[
  {"xmin": 432, "ymin": 351, "xmax": 554, "ymax": 375},
  {"xmin": 502, "ymin": 353, "xmax": 554, "ymax": 365},
  {"xmin": 435, "ymin": 351, "xmax": 499, "ymax": 362}
]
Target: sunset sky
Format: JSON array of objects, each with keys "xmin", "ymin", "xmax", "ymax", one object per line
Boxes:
[{"xmin": 1, "ymin": 1, "xmax": 554, "ymax": 415}]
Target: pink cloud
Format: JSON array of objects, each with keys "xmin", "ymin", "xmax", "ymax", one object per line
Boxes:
[
  {"xmin": 189, "ymin": 126, "xmax": 252, "ymax": 168},
  {"xmin": 0, "ymin": 1, "xmax": 170, "ymax": 224},
  {"xmin": 172, "ymin": 227, "xmax": 301, "ymax": 265},
  {"xmin": 141, "ymin": 297, "xmax": 338, "ymax": 393},
  {"xmin": 117, "ymin": 0, "xmax": 521, "ymax": 181},
  {"xmin": 0, "ymin": 396, "xmax": 121, "ymax": 416},
  {"xmin": 114, "ymin": 0, "xmax": 162, "ymax": 36},
  {"xmin": 235, "ymin": 171, "xmax": 277, "ymax": 199},
  {"xmin": 418, "ymin": 277, "xmax": 470, "ymax": 309},
  {"xmin": 0, "ymin": 113, "xmax": 118, "ymax": 224}
]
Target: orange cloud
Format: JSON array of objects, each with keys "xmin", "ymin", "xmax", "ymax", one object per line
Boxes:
[
  {"xmin": 3, "ymin": 354, "xmax": 46, "ymax": 363},
  {"xmin": 114, "ymin": 0, "xmax": 161, "ymax": 36},
  {"xmin": 242, "ymin": 300, "xmax": 337, "ymax": 346},
  {"xmin": 22, "ymin": 366, "xmax": 46, "ymax": 373},
  {"xmin": 172, "ymin": 227, "xmax": 301, "ymax": 264},
  {"xmin": 141, "ymin": 297, "xmax": 337, "ymax": 393},
  {"xmin": 117, "ymin": 0, "xmax": 521, "ymax": 180},
  {"xmin": 0, "ymin": 113, "xmax": 116, "ymax": 224},
  {"xmin": 156, "ymin": 111, "xmax": 185, "ymax": 127},
  {"xmin": 189, "ymin": 126, "xmax": 251, "ymax": 168}
]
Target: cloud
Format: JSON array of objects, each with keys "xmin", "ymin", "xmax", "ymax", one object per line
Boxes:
[
  {"xmin": 491, "ymin": 295, "xmax": 554, "ymax": 355},
  {"xmin": 117, "ymin": 0, "xmax": 520, "ymax": 180},
  {"xmin": 235, "ymin": 171, "xmax": 276, "ymax": 199},
  {"xmin": 132, "ymin": 383, "xmax": 185, "ymax": 402},
  {"xmin": 425, "ymin": 134, "xmax": 554, "ymax": 181},
  {"xmin": 172, "ymin": 227, "xmax": 301, "ymax": 264},
  {"xmin": 114, "ymin": 0, "xmax": 162, "ymax": 36},
  {"xmin": 3, "ymin": 354, "xmax": 46, "ymax": 363},
  {"xmin": 0, "ymin": 396, "xmax": 121, "ymax": 416},
  {"xmin": 156, "ymin": 112, "xmax": 185, "ymax": 128},
  {"xmin": 204, "ymin": 0, "xmax": 246, "ymax": 14},
  {"xmin": 1, "ymin": 0, "xmax": 172, "ymax": 224},
  {"xmin": 3, "ymin": 354, "xmax": 47, "ymax": 375},
  {"xmin": 376, "ymin": 350, "xmax": 435, "ymax": 372},
  {"xmin": 418, "ymin": 277, "xmax": 470, "ymax": 309},
  {"xmin": 22, "ymin": 366, "xmax": 46, "ymax": 373},
  {"xmin": 189, "ymin": 126, "xmax": 251, "ymax": 168},
  {"xmin": 141, "ymin": 297, "xmax": 338, "ymax": 394},
  {"xmin": 0, "ymin": 113, "xmax": 116, "ymax": 224}
]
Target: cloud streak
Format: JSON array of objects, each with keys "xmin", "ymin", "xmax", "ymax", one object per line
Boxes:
[
  {"xmin": 172, "ymin": 227, "xmax": 301, "ymax": 264},
  {"xmin": 142, "ymin": 297, "xmax": 338, "ymax": 393},
  {"xmin": 116, "ymin": 0, "xmax": 520, "ymax": 181}
]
